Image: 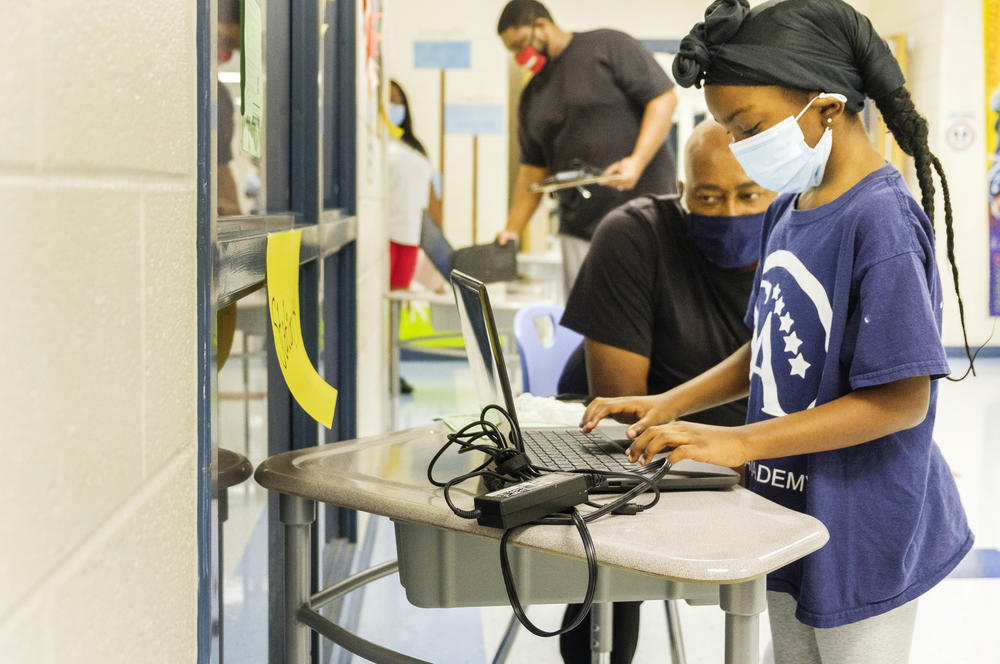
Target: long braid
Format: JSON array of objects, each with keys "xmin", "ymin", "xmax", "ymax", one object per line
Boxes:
[
  {"xmin": 874, "ymin": 87, "xmax": 977, "ymax": 378},
  {"xmin": 874, "ymin": 88, "xmax": 936, "ymax": 228},
  {"xmin": 931, "ymin": 154, "xmax": 978, "ymax": 377}
]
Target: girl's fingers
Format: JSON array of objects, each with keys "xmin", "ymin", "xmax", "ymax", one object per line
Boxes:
[
  {"xmin": 582, "ymin": 399, "xmax": 643, "ymax": 432},
  {"xmin": 626, "ymin": 408, "xmax": 671, "ymax": 439},
  {"xmin": 579, "ymin": 401, "xmax": 606, "ymax": 430},
  {"xmin": 667, "ymin": 444, "xmax": 692, "ymax": 468},
  {"xmin": 581, "ymin": 404, "xmax": 613, "ymax": 431},
  {"xmin": 626, "ymin": 415, "xmax": 652, "ymax": 439},
  {"xmin": 628, "ymin": 424, "xmax": 691, "ymax": 465},
  {"xmin": 626, "ymin": 427, "xmax": 659, "ymax": 463},
  {"xmin": 628, "ymin": 421, "xmax": 748, "ymax": 468}
]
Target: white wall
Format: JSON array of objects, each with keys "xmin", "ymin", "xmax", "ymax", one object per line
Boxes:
[
  {"xmin": 383, "ymin": 0, "xmax": 509, "ymax": 246},
  {"xmin": 355, "ymin": 0, "xmax": 392, "ymax": 437},
  {"xmin": 867, "ymin": 0, "xmax": 996, "ymax": 348},
  {"xmin": 0, "ymin": 2, "xmax": 198, "ymax": 662},
  {"xmin": 383, "ymin": 0, "xmax": 706, "ymax": 247},
  {"xmin": 932, "ymin": 1, "xmax": 994, "ymax": 350}
]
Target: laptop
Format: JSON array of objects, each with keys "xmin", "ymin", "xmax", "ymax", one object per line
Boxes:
[
  {"xmin": 421, "ymin": 214, "xmax": 518, "ymax": 283},
  {"xmin": 449, "ymin": 270, "xmax": 739, "ymax": 492},
  {"xmin": 419, "ymin": 212, "xmax": 454, "ymax": 279}
]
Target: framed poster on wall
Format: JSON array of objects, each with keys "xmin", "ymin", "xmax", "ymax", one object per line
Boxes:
[{"xmin": 986, "ymin": 0, "xmax": 1000, "ymax": 316}]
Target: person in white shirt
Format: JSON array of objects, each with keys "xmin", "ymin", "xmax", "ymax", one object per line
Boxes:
[{"xmin": 387, "ymin": 79, "xmax": 443, "ymax": 290}]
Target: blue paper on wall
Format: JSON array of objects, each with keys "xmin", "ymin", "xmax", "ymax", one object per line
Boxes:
[
  {"xmin": 414, "ymin": 41, "xmax": 471, "ymax": 69},
  {"xmin": 640, "ymin": 39, "xmax": 681, "ymax": 54},
  {"xmin": 445, "ymin": 104, "xmax": 505, "ymax": 135}
]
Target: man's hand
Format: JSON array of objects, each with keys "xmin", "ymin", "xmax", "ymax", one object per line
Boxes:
[
  {"xmin": 603, "ymin": 89, "xmax": 677, "ymax": 192},
  {"xmin": 603, "ymin": 155, "xmax": 644, "ymax": 191},
  {"xmin": 501, "ymin": 164, "xmax": 548, "ymax": 245},
  {"xmin": 495, "ymin": 228, "xmax": 520, "ymax": 246}
]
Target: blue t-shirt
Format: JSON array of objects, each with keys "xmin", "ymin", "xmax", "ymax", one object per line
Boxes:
[{"xmin": 743, "ymin": 164, "xmax": 973, "ymax": 628}]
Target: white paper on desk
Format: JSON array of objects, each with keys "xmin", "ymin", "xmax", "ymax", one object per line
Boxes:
[{"xmin": 437, "ymin": 393, "xmax": 601, "ymax": 431}]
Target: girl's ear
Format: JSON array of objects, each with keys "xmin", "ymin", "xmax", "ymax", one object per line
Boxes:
[{"xmin": 817, "ymin": 95, "xmax": 847, "ymax": 126}]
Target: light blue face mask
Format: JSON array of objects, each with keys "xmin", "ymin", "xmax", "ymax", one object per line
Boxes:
[
  {"xmin": 388, "ymin": 102, "xmax": 406, "ymax": 127},
  {"xmin": 729, "ymin": 92, "xmax": 847, "ymax": 194}
]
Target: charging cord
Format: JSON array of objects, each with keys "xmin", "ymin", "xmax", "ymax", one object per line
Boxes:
[
  {"xmin": 428, "ymin": 404, "xmax": 673, "ymax": 637},
  {"xmin": 500, "ymin": 509, "xmax": 596, "ymax": 637}
]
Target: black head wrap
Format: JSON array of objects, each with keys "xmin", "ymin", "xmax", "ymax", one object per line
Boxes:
[{"xmin": 672, "ymin": 0, "xmax": 904, "ymax": 112}]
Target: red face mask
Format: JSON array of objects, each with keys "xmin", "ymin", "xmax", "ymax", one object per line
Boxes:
[{"xmin": 515, "ymin": 46, "xmax": 547, "ymax": 74}]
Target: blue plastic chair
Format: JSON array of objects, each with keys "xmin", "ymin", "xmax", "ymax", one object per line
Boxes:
[{"xmin": 512, "ymin": 304, "xmax": 583, "ymax": 397}]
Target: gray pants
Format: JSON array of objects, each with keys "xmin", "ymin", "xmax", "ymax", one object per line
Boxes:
[
  {"xmin": 768, "ymin": 591, "xmax": 918, "ymax": 664},
  {"xmin": 559, "ymin": 233, "xmax": 591, "ymax": 300}
]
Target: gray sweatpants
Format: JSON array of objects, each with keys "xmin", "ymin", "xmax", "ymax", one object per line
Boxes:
[
  {"xmin": 767, "ymin": 591, "xmax": 918, "ymax": 664},
  {"xmin": 559, "ymin": 233, "xmax": 591, "ymax": 299}
]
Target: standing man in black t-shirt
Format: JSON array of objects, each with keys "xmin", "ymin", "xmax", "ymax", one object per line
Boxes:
[
  {"xmin": 555, "ymin": 119, "xmax": 776, "ymax": 662},
  {"xmin": 495, "ymin": 0, "xmax": 678, "ymax": 293}
]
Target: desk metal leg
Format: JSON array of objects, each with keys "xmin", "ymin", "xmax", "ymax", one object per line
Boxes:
[
  {"xmin": 720, "ymin": 577, "xmax": 766, "ymax": 664},
  {"xmin": 241, "ymin": 329, "xmax": 250, "ymax": 459},
  {"xmin": 218, "ymin": 490, "xmax": 228, "ymax": 663},
  {"xmin": 490, "ymin": 615, "xmax": 519, "ymax": 664},
  {"xmin": 665, "ymin": 599, "xmax": 687, "ymax": 664},
  {"xmin": 281, "ymin": 494, "xmax": 317, "ymax": 664},
  {"xmin": 590, "ymin": 602, "xmax": 613, "ymax": 664}
]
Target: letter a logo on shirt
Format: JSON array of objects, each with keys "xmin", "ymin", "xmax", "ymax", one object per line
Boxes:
[{"xmin": 750, "ymin": 250, "xmax": 833, "ymax": 416}]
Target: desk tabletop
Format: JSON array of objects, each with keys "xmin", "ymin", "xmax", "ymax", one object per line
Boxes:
[{"xmin": 255, "ymin": 423, "xmax": 828, "ymax": 584}]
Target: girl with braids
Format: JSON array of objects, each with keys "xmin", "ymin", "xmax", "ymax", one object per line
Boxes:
[{"xmin": 579, "ymin": 1, "xmax": 973, "ymax": 661}]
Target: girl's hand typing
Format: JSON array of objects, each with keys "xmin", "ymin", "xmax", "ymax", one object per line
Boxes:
[
  {"xmin": 626, "ymin": 421, "xmax": 750, "ymax": 469},
  {"xmin": 579, "ymin": 393, "xmax": 679, "ymax": 436}
]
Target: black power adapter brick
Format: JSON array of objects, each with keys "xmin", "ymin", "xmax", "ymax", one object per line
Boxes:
[{"xmin": 475, "ymin": 472, "xmax": 591, "ymax": 529}]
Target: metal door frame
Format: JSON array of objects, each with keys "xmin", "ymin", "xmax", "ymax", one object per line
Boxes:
[{"xmin": 196, "ymin": 0, "xmax": 359, "ymax": 661}]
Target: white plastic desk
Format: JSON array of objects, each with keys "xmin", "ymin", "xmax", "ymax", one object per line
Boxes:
[{"xmin": 254, "ymin": 423, "xmax": 828, "ymax": 664}]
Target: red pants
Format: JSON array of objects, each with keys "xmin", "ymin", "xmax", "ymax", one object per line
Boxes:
[{"xmin": 389, "ymin": 242, "xmax": 419, "ymax": 289}]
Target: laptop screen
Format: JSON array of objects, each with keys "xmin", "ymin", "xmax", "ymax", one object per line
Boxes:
[
  {"xmin": 419, "ymin": 212, "xmax": 454, "ymax": 278},
  {"xmin": 449, "ymin": 270, "xmax": 520, "ymax": 430}
]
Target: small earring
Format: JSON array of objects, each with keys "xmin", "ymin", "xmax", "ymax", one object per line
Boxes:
[{"xmin": 827, "ymin": 118, "xmax": 832, "ymax": 124}]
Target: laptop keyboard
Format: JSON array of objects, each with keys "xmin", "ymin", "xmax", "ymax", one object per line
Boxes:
[{"xmin": 521, "ymin": 428, "xmax": 643, "ymax": 473}]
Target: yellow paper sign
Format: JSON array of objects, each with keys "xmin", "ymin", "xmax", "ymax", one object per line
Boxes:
[{"xmin": 266, "ymin": 230, "xmax": 338, "ymax": 428}]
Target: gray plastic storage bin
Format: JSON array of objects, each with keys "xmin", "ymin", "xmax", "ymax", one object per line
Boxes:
[{"xmin": 394, "ymin": 520, "xmax": 720, "ymax": 608}]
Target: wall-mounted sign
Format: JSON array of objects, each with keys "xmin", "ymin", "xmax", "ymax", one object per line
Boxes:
[
  {"xmin": 945, "ymin": 118, "xmax": 976, "ymax": 152},
  {"xmin": 444, "ymin": 104, "xmax": 505, "ymax": 135},
  {"xmin": 414, "ymin": 41, "xmax": 471, "ymax": 69},
  {"xmin": 986, "ymin": 0, "xmax": 1000, "ymax": 316}
]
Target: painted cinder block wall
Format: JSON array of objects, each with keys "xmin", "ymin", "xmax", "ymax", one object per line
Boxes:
[{"xmin": 0, "ymin": 1, "xmax": 199, "ymax": 661}]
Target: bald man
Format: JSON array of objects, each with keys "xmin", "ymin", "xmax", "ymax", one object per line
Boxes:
[{"xmin": 555, "ymin": 119, "xmax": 776, "ymax": 661}]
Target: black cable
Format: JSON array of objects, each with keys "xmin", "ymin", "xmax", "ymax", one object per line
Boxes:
[
  {"xmin": 428, "ymin": 408, "xmax": 529, "ymax": 488},
  {"xmin": 428, "ymin": 403, "xmax": 675, "ymax": 640},
  {"xmin": 528, "ymin": 462, "xmax": 669, "ymax": 521},
  {"xmin": 431, "ymin": 405, "xmax": 672, "ymax": 520},
  {"xmin": 427, "ymin": 437, "xmax": 495, "ymax": 488},
  {"xmin": 499, "ymin": 508, "xmax": 597, "ymax": 637}
]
